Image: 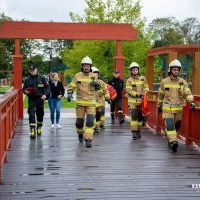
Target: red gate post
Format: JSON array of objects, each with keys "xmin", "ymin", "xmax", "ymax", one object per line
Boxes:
[
  {"xmin": 146, "ymin": 56, "xmax": 154, "ymax": 90},
  {"xmin": 13, "ymin": 39, "xmax": 23, "ymax": 119},
  {"xmin": 113, "ymin": 41, "xmax": 127, "ymax": 115},
  {"xmin": 193, "ymin": 52, "xmax": 200, "ymax": 95},
  {"xmin": 114, "ymin": 41, "xmax": 125, "ymax": 78}
]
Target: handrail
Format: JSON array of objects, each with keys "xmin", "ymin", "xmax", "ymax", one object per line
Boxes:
[
  {"xmin": 147, "ymin": 91, "xmax": 200, "ymax": 147},
  {"xmin": 0, "ymin": 89, "xmax": 19, "ymax": 174}
]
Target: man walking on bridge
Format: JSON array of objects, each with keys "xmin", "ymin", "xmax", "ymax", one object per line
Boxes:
[
  {"xmin": 108, "ymin": 70, "xmax": 124, "ymax": 124},
  {"xmin": 67, "ymin": 56, "xmax": 101, "ymax": 148},
  {"xmin": 126, "ymin": 62, "xmax": 149, "ymax": 140},
  {"xmin": 23, "ymin": 64, "xmax": 50, "ymax": 139},
  {"xmin": 158, "ymin": 59, "xmax": 195, "ymax": 152}
]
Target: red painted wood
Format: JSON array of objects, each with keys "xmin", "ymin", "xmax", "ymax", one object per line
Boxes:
[
  {"xmin": 148, "ymin": 45, "xmax": 200, "ymax": 56},
  {"xmin": 0, "ymin": 90, "xmax": 19, "ymax": 171},
  {"xmin": 147, "ymin": 91, "xmax": 200, "ymax": 147},
  {"xmin": 0, "ymin": 21, "xmax": 137, "ymax": 40},
  {"xmin": 0, "ymin": 21, "xmax": 137, "ymax": 120},
  {"xmin": 13, "ymin": 39, "xmax": 23, "ymax": 119}
]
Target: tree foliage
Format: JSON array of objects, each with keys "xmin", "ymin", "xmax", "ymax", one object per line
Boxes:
[
  {"xmin": 149, "ymin": 17, "xmax": 184, "ymax": 47},
  {"xmin": 64, "ymin": 0, "xmax": 151, "ymax": 81},
  {"xmin": 149, "ymin": 17, "xmax": 200, "ymax": 47},
  {"xmin": 0, "ymin": 13, "xmax": 14, "ymax": 71},
  {"xmin": 180, "ymin": 17, "xmax": 200, "ymax": 44}
]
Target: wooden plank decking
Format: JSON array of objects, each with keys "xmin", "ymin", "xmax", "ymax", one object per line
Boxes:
[{"xmin": 0, "ymin": 109, "xmax": 200, "ymax": 199}]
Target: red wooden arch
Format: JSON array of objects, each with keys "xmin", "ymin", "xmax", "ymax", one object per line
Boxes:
[
  {"xmin": 0, "ymin": 21, "xmax": 137, "ymax": 118},
  {"xmin": 0, "ymin": 21, "xmax": 137, "ymax": 40},
  {"xmin": 146, "ymin": 45, "xmax": 200, "ymax": 95}
]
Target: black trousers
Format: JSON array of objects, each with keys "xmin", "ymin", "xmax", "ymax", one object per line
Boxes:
[
  {"xmin": 110, "ymin": 98, "xmax": 122, "ymax": 116},
  {"xmin": 28, "ymin": 97, "xmax": 44, "ymax": 125}
]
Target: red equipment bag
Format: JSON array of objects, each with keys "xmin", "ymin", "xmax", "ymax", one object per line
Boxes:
[
  {"xmin": 106, "ymin": 84, "xmax": 117, "ymax": 101},
  {"xmin": 142, "ymin": 94, "xmax": 150, "ymax": 116}
]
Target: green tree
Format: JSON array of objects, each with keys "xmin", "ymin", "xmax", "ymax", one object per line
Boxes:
[
  {"xmin": 63, "ymin": 0, "xmax": 151, "ymax": 80},
  {"xmin": 0, "ymin": 13, "xmax": 14, "ymax": 72},
  {"xmin": 149, "ymin": 17, "xmax": 184, "ymax": 47},
  {"xmin": 180, "ymin": 17, "xmax": 200, "ymax": 44}
]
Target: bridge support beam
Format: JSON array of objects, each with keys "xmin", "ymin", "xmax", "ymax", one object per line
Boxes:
[
  {"xmin": 146, "ymin": 56, "xmax": 154, "ymax": 91},
  {"xmin": 192, "ymin": 52, "xmax": 200, "ymax": 95},
  {"xmin": 13, "ymin": 39, "xmax": 23, "ymax": 119},
  {"xmin": 114, "ymin": 41, "xmax": 125, "ymax": 78},
  {"xmin": 113, "ymin": 41, "xmax": 127, "ymax": 115}
]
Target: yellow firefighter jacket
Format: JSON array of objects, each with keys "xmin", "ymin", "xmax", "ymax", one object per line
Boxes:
[
  {"xmin": 95, "ymin": 79, "xmax": 110, "ymax": 108},
  {"xmin": 126, "ymin": 75, "xmax": 149, "ymax": 105},
  {"xmin": 158, "ymin": 76, "xmax": 194, "ymax": 112},
  {"xmin": 68, "ymin": 72, "xmax": 98, "ymax": 106}
]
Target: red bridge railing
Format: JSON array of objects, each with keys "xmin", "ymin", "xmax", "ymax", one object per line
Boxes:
[
  {"xmin": 0, "ymin": 90, "xmax": 19, "ymax": 174},
  {"xmin": 147, "ymin": 91, "xmax": 200, "ymax": 147}
]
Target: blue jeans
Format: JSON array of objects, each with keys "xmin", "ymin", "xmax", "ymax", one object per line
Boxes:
[{"xmin": 48, "ymin": 98, "xmax": 61, "ymax": 124}]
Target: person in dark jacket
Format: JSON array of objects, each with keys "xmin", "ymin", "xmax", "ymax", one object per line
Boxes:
[
  {"xmin": 23, "ymin": 65, "xmax": 50, "ymax": 139},
  {"xmin": 108, "ymin": 70, "xmax": 124, "ymax": 124},
  {"xmin": 48, "ymin": 72, "xmax": 65, "ymax": 129}
]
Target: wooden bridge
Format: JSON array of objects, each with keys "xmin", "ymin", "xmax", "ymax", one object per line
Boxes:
[
  {"xmin": 0, "ymin": 21, "xmax": 200, "ymax": 199},
  {"xmin": 1, "ymin": 102, "xmax": 200, "ymax": 199}
]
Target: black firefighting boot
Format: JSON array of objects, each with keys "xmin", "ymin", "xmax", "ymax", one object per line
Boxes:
[
  {"xmin": 170, "ymin": 141, "xmax": 178, "ymax": 152},
  {"xmin": 30, "ymin": 125, "xmax": 36, "ymax": 139},
  {"xmin": 111, "ymin": 114, "xmax": 115, "ymax": 124},
  {"xmin": 136, "ymin": 131, "xmax": 141, "ymax": 139},
  {"xmin": 100, "ymin": 124, "xmax": 105, "ymax": 129},
  {"xmin": 132, "ymin": 131, "xmax": 137, "ymax": 140},
  {"xmin": 37, "ymin": 122, "xmax": 43, "ymax": 136},
  {"xmin": 118, "ymin": 112, "xmax": 124, "ymax": 124},
  {"xmin": 78, "ymin": 134, "xmax": 83, "ymax": 143},
  {"xmin": 94, "ymin": 127, "xmax": 100, "ymax": 134},
  {"xmin": 85, "ymin": 139, "xmax": 92, "ymax": 148}
]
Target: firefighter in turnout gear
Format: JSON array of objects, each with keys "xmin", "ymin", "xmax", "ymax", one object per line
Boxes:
[
  {"xmin": 23, "ymin": 65, "xmax": 50, "ymax": 139},
  {"xmin": 158, "ymin": 59, "xmax": 195, "ymax": 152},
  {"xmin": 67, "ymin": 56, "xmax": 101, "ymax": 148},
  {"xmin": 126, "ymin": 62, "xmax": 149, "ymax": 140},
  {"xmin": 91, "ymin": 66, "xmax": 110, "ymax": 133}
]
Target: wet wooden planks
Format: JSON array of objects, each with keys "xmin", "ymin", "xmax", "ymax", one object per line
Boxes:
[{"xmin": 0, "ymin": 112, "xmax": 200, "ymax": 199}]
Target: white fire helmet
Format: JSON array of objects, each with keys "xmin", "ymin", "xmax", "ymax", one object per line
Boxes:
[
  {"xmin": 168, "ymin": 59, "xmax": 182, "ymax": 72},
  {"xmin": 129, "ymin": 62, "xmax": 140, "ymax": 70},
  {"xmin": 91, "ymin": 66, "xmax": 99, "ymax": 73},
  {"xmin": 81, "ymin": 56, "xmax": 92, "ymax": 65}
]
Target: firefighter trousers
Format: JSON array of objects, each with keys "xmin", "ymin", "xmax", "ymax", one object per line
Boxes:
[
  {"xmin": 129, "ymin": 104, "xmax": 143, "ymax": 132},
  {"xmin": 95, "ymin": 106, "xmax": 105, "ymax": 128},
  {"xmin": 28, "ymin": 97, "xmax": 44, "ymax": 128},
  {"xmin": 163, "ymin": 111, "xmax": 182, "ymax": 143},
  {"xmin": 75, "ymin": 105, "xmax": 96, "ymax": 140}
]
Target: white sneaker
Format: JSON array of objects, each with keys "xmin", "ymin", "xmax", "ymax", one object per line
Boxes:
[
  {"xmin": 51, "ymin": 124, "xmax": 54, "ymax": 128},
  {"xmin": 57, "ymin": 124, "xmax": 61, "ymax": 129}
]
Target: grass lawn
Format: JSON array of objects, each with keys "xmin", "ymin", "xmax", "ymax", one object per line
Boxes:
[
  {"xmin": 0, "ymin": 86, "xmax": 11, "ymax": 93},
  {"xmin": 23, "ymin": 96, "xmax": 76, "ymax": 108}
]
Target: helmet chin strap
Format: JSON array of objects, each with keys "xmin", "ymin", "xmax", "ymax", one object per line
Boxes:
[
  {"xmin": 83, "ymin": 68, "xmax": 90, "ymax": 73},
  {"xmin": 170, "ymin": 72, "xmax": 178, "ymax": 78},
  {"xmin": 132, "ymin": 72, "xmax": 139, "ymax": 77},
  {"xmin": 82, "ymin": 64, "xmax": 91, "ymax": 73}
]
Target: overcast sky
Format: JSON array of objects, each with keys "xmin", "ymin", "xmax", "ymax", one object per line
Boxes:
[{"xmin": 0, "ymin": 0, "xmax": 200, "ymax": 24}]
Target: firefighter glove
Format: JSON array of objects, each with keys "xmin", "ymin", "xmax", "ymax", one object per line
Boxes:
[
  {"xmin": 106, "ymin": 99, "xmax": 111, "ymax": 104},
  {"xmin": 158, "ymin": 106, "xmax": 162, "ymax": 113},
  {"xmin": 136, "ymin": 93, "xmax": 143, "ymax": 98},
  {"xmin": 90, "ymin": 81, "xmax": 101, "ymax": 90},
  {"xmin": 67, "ymin": 93, "xmax": 73, "ymax": 102},
  {"xmin": 189, "ymin": 102, "xmax": 195, "ymax": 110}
]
